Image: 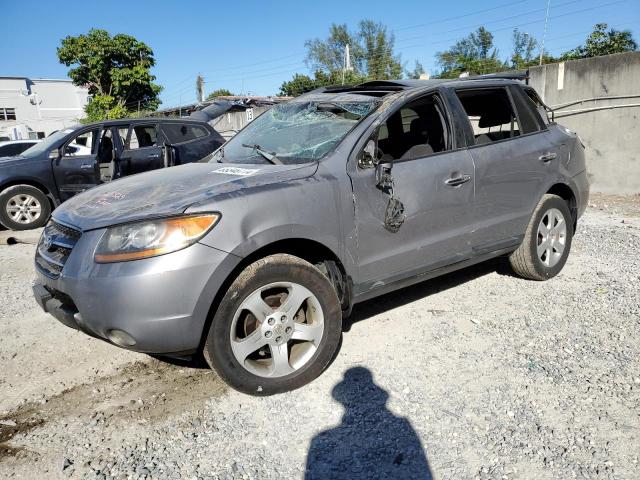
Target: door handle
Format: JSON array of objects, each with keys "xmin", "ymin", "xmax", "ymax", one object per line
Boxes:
[
  {"xmin": 80, "ymin": 164, "xmax": 93, "ymax": 170},
  {"xmin": 147, "ymin": 153, "xmax": 160, "ymax": 158},
  {"xmin": 445, "ymin": 174, "xmax": 472, "ymax": 187},
  {"xmin": 539, "ymin": 152, "xmax": 557, "ymax": 163}
]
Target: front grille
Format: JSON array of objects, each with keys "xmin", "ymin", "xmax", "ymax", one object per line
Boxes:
[{"xmin": 35, "ymin": 220, "xmax": 82, "ymax": 278}]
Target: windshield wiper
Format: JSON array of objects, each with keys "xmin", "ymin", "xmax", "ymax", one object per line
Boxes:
[{"xmin": 241, "ymin": 144, "xmax": 283, "ymax": 165}]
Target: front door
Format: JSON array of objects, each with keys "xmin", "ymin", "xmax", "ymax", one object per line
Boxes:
[
  {"xmin": 53, "ymin": 127, "xmax": 101, "ymax": 201},
  {"xmin": 348, "ymin": 93, "xmax": 476, "ymax": 291},
  {"xmin": 118, "ymin": 123, "xmax": 163, "ymax": 176}
]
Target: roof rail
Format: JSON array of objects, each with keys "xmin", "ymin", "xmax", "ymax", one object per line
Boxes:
[{"xmin": 465, "ymin": 70, "xmax": 529, "ymax": 84}]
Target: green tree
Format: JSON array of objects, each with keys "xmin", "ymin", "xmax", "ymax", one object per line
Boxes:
[
  {"xmin": 279, "ymin": 70, "xmax": 366, "ymax": 97},
  {"xmin": 561, "ymin": 23, "xmax": 638, "ymax": 60},
  {"xmin": 511, "ymin": 29, "xmax": 538, "ymax": 69},
  {"xmin": 358, "ymin": 20, "xmax": 403, "ymax": 79},
  {"xmin": 405, "ymin": 60, "xmax": 426, "ymax": 79},
  {"xmin": 305, "ymin": 24, "xmax": 358, "ymax": 73},
  {"xmin": 435, "ymin": 26, "xmax": 508, "ymax": 78},
  {"xmin": 304, "ymin": 20, "xmax": 402, "ymax": 80},
  {"xmin": 57, "ymin": 29, "xmax": 162, "ymax": 121},
  {"xmin": 206, "ymin": 88, "xmax": 234, "ymax": 100},
  {"xmin": 279, "ymin": 74, "xmax": 318, "ymax": 97}
]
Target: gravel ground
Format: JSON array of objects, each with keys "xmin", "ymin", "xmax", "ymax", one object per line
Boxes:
[{"xmin": 0, "ymin": 197, "xmax": 639, "ymax": 480}]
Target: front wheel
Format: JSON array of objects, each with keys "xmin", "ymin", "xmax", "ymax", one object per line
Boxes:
[
  {"xmin": 0, "ymin": 185, "xmax": 51, "ymax": 230},
  {"xmin": 509, "ymin": 194, "xmax": 574, "ymax": 281},
  {"xmin": 203, "ymin": 254, "xmax": 342, "ymax": 395}
]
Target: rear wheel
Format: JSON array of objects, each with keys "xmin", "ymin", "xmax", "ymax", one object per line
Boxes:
[
  {"xmin": 509, "ymin": 194, "xmax": 573, "ymax": 280},
  {"xmin": 0, "ymin": 185, "xmax": 51, "ymax": 230},
  {"xmin": 203, "ymin": 254, "xmax": 342, "ymax": 395}
]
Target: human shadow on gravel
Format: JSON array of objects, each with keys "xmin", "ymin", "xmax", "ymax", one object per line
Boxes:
[
  {"xmin": 305, "ymin": 367, "xmax": 432, "ymax": 480},
  {"xmin": 344, "ymin": 257, "xmax": 512, "ymax": 331}
]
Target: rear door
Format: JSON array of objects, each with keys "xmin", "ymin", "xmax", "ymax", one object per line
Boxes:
[
  {"xmin": 348, "ymin": 91, "xmax": 476, "ymax": 289},
  {"xmin": 452, "ymin": 86, "xmax": 556, "ymax": 252},
  {"xmin": 52, "ymin": 127, "xmax": 101, "ymax": 201},
  {"xmin": 118, "ymin": 123, "xmax": 163, "ymax": 176}
]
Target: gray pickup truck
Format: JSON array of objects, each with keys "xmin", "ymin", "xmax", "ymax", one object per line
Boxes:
[{"xmin": 33, "ymin": 77, "xmax": 589, "ymax": 395}]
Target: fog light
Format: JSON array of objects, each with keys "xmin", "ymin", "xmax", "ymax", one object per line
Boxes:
[{"xmin": 107, "ymin": 329, "xmax": 136, "ymax": 347}]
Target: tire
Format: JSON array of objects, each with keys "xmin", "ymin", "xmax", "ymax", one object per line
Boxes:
[
  {"xmin": 509, "ymin": 194, "xmax": 573, "ymax": 281},
  {"xmin": 0, "ymin": 185, "xmax": 51, "ymax": 231},
  {"xmin": 203, "ymin": 254, "xmax": 342, "ymax": 395}
]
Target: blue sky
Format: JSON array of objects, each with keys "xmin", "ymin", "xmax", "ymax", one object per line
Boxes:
[{"xmin": 2, "ymin": 0, "xmax": 639, "ymax": 108}]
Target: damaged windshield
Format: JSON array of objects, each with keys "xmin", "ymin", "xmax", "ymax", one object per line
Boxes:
[{"xmin": 206, "ymin": 99, "xmax": 379, "ymax": 165}]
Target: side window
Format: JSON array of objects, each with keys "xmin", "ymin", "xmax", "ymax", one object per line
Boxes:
[
  {"xmin": 162, "ymin": 123, "xmax": 209, "ymax": 144},
  {"xmin": 456, "ymin": 88, "xmax": 520, "ymax": 145},
  {"xmin": 524, "ymin": 88, "xmax": 551, "ymax": 125},
  {"xmin": 400, "ymin": 108, "xmax": 419, "ymax": 134},
  {"xmin": 17, "ymin": 143, "xmax": 35, "ymax": 155},
  {"xmin": 65, "ymin": 129, "xmax": 98, "ymax": 156},
  {"xmin": 376, "ymin": 95, "xmax": 449, "ymax": 161},
  {"xmin": 0, "ymin": 144, "xmax": 17, "ymax": 156},
  {"xmin": 510, "ymin": 87, "xmax": 542, "ymax": 134},
  {"xmin": 128, "ymin": 125, "xmax": 157, "ymax": 149},
  {"xmin": 117, "ymin": 127, "xmax": 128, "ymax": 147}
]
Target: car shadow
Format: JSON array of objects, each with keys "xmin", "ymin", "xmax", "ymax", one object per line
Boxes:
[
  {"xmin": 305, "ymin": 366, "xmax": 433, "ymax": 480},
  {"xmin": 344, "ymin": 256, "xmax": 514, "ymax": 332}
]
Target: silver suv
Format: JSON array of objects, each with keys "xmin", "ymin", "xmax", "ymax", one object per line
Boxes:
[{"xmin": 33, "ymin": 78, "xmax": 589, "ymax": 395}]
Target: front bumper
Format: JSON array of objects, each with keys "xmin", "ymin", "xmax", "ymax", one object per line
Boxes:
[{"xmin": 34, "ymin": 228, "xmax": 241, "ymax": 354}]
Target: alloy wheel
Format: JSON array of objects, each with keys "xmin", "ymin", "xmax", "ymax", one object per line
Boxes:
[
  {"xmin": 229, "ymin": 281, "xmax": 325, "ymax": 378},
  {"xmin": 6, "ymin": 194, "xmax": 42, "ymax": 225},
  {"xmin": 536, "ymin": 207, "xmax": 567, "ymax": 267}
]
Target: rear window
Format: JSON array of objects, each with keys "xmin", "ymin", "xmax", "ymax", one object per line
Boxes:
[
  {"xmin": 524, "ymin": 88, "xmax": 551, "ymax": 125},
  {"xmin": 510, "ymin": 87, "xmax": 541, "ymax": 134},
  {"xmin": 162, "ymin": 123, "xmax": 209, "ymax": 144}
]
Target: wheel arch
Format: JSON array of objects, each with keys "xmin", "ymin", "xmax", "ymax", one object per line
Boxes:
[
  {"xmin": 0, "ymin": 178, "xmax": 58, "ymax": 210},
  {"xmin": 195, "ymin": 237, "xmax": 352, "ymax": 353},
  {"xmin": 546, "ymin": 182, "xmax": 578, "ymax": 231}
]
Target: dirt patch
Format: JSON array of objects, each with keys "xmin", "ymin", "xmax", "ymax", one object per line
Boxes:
[
  {"xmin": 0, "ymin": 358, "xmax": 227, "ymax": 460},
  {"xmin": 589, "ymin": 192, "xmax": 640, "ymax": 217}
]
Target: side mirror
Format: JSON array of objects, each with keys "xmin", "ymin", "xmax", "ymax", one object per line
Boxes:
[
  {"xmin": 358, "ymin": 139, "xmax": 377, "ymax": 169},
  {"xmin": 48, "ymin": 149, "xmax": 60, "ymax": 160},
  {"xmin": 375, "ymin": 161, "xmax": 393, "ymax": 189}
]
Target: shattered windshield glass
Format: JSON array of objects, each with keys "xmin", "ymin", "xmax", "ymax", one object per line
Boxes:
[{"xmin": 205, "ymin": 99, "xmax": 379, "ymax": 165}]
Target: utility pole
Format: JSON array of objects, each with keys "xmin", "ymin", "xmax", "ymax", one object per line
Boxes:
[
  {"xmin": 342, "ymin": 44, "xmax": 352, "ymax": 85},
  {"xmin": 539, "ymin": 0, "xmax": 551, "ymax": 66},
  {"xmin": 196, "ymin": 74, "xmax": 205, "ymax": 103}
]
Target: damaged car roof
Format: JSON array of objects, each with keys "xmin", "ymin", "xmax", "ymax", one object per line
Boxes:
[{"xmin": 310, "ymin": 72, "xmax": 529, "ymax": 97}]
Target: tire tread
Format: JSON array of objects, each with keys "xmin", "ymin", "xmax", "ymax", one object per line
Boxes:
[{"xmin": 509, "ymin": 194, "xmax": 571, "ymax": 281}]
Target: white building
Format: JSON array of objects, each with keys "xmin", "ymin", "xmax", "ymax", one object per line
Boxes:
[{"xmin": 0, "ymin": 77, "xmax": 90, "ymax": 141}]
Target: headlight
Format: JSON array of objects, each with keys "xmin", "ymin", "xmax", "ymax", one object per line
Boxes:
[{"xmin": 94, "ymin": 213, "xmax": 220, "ymax": 263}]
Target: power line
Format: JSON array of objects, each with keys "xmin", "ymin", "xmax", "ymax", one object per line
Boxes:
[
  {"xmin": 153, "ymin": 0, "xmax": 635, "ymax": 103},
  {"xmin": 157, "ymin": 1, "xmax": 551, "ymax": 94},
  {"xmin": 394, "ymin": 0, "xmax": 530, "ymax": 32}
]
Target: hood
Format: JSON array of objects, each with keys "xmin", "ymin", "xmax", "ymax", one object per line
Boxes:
[{"xmin": 53, "ymin": 161, "xmax": 317, "ymax": 231}]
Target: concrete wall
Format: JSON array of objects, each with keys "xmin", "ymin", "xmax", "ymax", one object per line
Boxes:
[
  {"xmin": 528, "ymin": 52, "xmax": 640, "ymax": 193},
  {"xmin": 208, "ymin": 106, "xmax": 271, "ymax": 140},
  {"xmin": 0, "ymin": 77, "xmax": 89, "ymax": 140}
]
